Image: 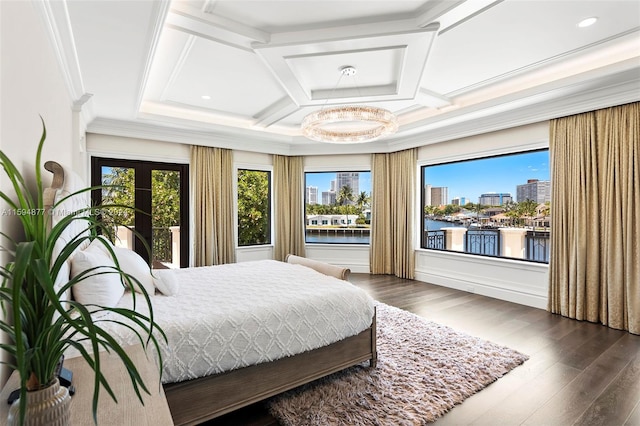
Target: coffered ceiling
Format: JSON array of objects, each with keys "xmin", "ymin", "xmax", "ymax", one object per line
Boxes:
[{"xmin": 42, "ymin": 0, "xmax": 640, "ymax": 154}]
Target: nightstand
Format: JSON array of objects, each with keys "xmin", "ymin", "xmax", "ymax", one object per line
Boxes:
[{"xmin": 0, "ymin": 344, "xmax": 173, "ymax": 425}]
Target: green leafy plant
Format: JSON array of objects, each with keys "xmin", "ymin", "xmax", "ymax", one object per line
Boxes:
[{"xmin": 0, "ymin": 120, "xmax": 166, "ymax": 424}]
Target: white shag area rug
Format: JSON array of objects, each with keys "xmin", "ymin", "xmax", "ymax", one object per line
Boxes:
[{"xmin": 267, "ymin": 302, "xmax": 529, "ymax": 425}]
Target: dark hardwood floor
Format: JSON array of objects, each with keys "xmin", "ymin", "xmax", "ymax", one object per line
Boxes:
[{"xmin": 204, "ymin": 273, "xmax": 640, "ymax": 426}]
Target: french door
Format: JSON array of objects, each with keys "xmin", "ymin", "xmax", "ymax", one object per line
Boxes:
[{"xmin": 91, "ymin": 157, "xmax": 189, "ymax": 268}]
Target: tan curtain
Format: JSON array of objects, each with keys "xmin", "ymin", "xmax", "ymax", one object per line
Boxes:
[
  {"xmin": 273, "ymin": 155, "xmax": 305, "ymax": 261},
  {"xmin": 548, "ymin": 102, "xmax": 639, "ymax": 334},
  {"xmin": 191, "ymin": 145, "xmax": 236, "ymax": 266},
  {"xmin": 370, "ymin": 148, "xmax": 417, "ymax": 279}
]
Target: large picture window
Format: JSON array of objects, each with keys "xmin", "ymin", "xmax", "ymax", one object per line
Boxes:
[
  {"xmin": 237, "ymin": 169, "xmax": 271, "ymax": 246},
  {"xmin": 421, "ymin": 149, "xmax": 550, "ymax": 263},
  {"xmin": 305, "ymin": 171, "xmax": 371, "ymax": 244}
]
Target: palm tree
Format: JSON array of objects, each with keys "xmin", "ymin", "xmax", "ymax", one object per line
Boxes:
[
  {"xmin": 518, "ymin": 199, "xmax": 538, "ymax": 227},
  {"xmin": 467, "ymin": 202, "xmax": 486, "ymax": 224},
  {"xmin": 356, "ymin": 191, "xmax": 370, "ymax": 212},
  {"xmin": 336, "ymin": 185, "xmax": 354, "ymax": 206}
]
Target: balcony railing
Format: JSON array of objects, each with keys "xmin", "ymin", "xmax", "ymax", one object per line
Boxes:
[
  {"xmin": 525, "ymin": 230, "xmax": 550, "ymax": 263},
  {"xmin": 423, "ymin": 227, "xmax": 550, "ymax": 263},
  {"xmin": 424, "ymin": 230, "xmax": 445, "ymax": 250},
  {"xmin": 466, "ymin": 229, "xmax": 501, "ymax": 256}
]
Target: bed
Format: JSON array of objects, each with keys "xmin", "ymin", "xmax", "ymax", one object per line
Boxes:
[{"xmin": 44, "ymin": 161, "xmax": 377, "ymax": 425}]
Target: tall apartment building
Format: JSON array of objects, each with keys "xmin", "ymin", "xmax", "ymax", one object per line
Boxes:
[
  {"xmin": 322, "ymin": 190, "xmax": 336, "ymax": 205},
  {"xmin": 430, "ymin": 186, "xmax": 449, "ymax": 206},
  {"xmin": 452, "ymin": 197, "xmax": 467, "ymax": 206},
  {"xmin": 336, "ymin": 172, "xmax": 359, "ymax": 195},
  {"xmin": 517, "ymin": 179, "xmax": 551, "ymax": 203},
  {"xmin": 306, "ymin": 186, "xmax": 318, "ymax": 204},
  {"xmin": 479, "ymin": 192, "xmax": 513, "ymax": 206}
]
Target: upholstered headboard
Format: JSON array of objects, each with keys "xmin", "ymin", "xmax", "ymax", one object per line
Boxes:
[
  {"xmin": 43, "ymin": 161, "xmax": 90, "ymax": 306},
  {"xmin": 285, "ymin": 254, "xmax": 351, "ymax": 281}
]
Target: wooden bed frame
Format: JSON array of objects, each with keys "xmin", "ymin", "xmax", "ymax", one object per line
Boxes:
[
  {"xmin": 164, "ymin": 312, "xmax": 377, "ymax": 425},
  {"xmin": 44, "ymin": 161, "xmax": 378, "ymax": 426}
]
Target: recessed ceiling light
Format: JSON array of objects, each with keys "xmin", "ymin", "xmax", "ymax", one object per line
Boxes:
[
  {"xmin": 201, "ymin": 95, "xmax": 211, "ymax": 100},
  {"xmin": 577, "ymin": 17, "xmax": 598, "ymax": 28}
]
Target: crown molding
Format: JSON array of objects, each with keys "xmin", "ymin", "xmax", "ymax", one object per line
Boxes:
[
  {"xmin": 387, "ymin": 64, "xmax": 640, "ymax": 151},
  {"xmin": 135, "ymin": 0, "xmax": 172, "ymax": 114},
  {"xmin": 87, "ymin": 117, "xmax": 293, "ymax": 155},
  {"xmin": 33, "ymin": 0, "xmax": 84, "ymax": 100}
]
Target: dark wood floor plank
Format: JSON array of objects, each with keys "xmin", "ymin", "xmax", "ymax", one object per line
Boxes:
[
  {"xmin": 522, "ymin": 332, "xmax": 640, "ymax": 426},
  {"xmin": 573, "ymin": 344, "xmax": 640, "ymax": 426},
  {"xmin": 625, "ymin": 401, "xmax": 640, "ymax": 426}
]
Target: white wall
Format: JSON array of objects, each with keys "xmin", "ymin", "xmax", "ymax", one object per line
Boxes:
[
  {"xmin": 416, "ymin": 122, "xmax": 550, "ymax": 309},
  {"xmin": 86, "ymin": 133, "xmax": 190, "ymax": 165},
  {"xmin": 0, "ymin": 0, "xmax": 76, "ymax": 385}
]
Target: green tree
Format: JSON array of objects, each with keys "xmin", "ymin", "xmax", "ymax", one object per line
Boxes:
[
  {"xmin": 237, "ymin": 169, "xmax": 270, "ymax": 245},
  {"xmin": 518, "ymin": 199, "xmax": 538, "ymax": 227},
  {"xmin": 101, "ymin": 167, "xmax": 135, "ymax": 227}
]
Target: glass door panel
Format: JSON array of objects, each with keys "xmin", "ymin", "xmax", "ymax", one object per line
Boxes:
[
  {"xmin": 151, "ymin": 169, "xmax": 182, "ymax": 269},
  {"xmin": 100, "ymin": 166, "xmax": 135, "ymax": 249}
]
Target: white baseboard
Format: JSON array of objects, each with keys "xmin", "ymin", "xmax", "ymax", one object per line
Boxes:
[{"xmin": 415, "ymin": 269, "xmax": 547, "ymax": 310}]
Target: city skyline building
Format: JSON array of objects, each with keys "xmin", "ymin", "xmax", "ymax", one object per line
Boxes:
[
  {"xmin": 321, "ymin": 190, "xmax": 336, "ymax": 205},
  {"xmin": 430, "ymin": 186, "xmax": 449, "ymax": 206},
  {"xmin": 336, "ymin": 172, "xmax": 360, "ymax": 195},
  {"xmin": 452, "ymin": 196, "xmax": 467, "ymax": 206},
  {"xmin": 306, "ymin": 186, "xmax": 318, "ymax": 205},
  {"xmin": 479, "ymin": 192, "xmax": 513, "ymax": 206},
  {"xmin": 517, "ymin": 179, "xmax": 551, "ymax": 203}
]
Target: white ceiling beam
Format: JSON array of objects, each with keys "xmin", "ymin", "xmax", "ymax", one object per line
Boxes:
[
  {"xmin": 419, "ymin": 0, "xmax": 504, "ymax": 34},
  {"xmin": 415, "ymin": 88, "xmax": 452, "ymax": 108},
  {"xmin": 166, "ymin": 3, "xmax": 270, "ymax": 51},
  {"xmin": 252, "ymin": 97, "xmax": 300, "ymax": 128},
  {"xmin": 415, "ymin": 0, "xmax": 468, "ymax": 28}
]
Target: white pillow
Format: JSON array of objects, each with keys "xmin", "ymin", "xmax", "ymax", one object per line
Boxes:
[
  {"xmin": 70, "ymin": 248, "xmax": 124, "ymax": 310},
  {"xmin": 113, "ymin": 247, "xmax": 155, "ymax": 296},
  {"xmin": 87, "ymin": 236, "xmax": 116, "ymax": 256},
  {"xmin": 152, "ymin": 270, "xmax": 180, "ymax": 296}
]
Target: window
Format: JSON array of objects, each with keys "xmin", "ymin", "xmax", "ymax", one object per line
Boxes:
[
  {"xmin": 305, "ymin": 171, "xmax": 371, "ymax": 244},
  {"xmin": 237, "ymin": 169, "xmax": 271, "ymax": 246},
  {"xmin": 91, "ymin": 158, "xmax": 189, "ymax": 268},
  {"xmin": 421, "ymin": 149, "xmax": 550, "ymax": 263}
]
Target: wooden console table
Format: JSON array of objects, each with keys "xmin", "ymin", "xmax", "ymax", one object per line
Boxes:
[{"xmin": 0, "ymin": 344, "xmax": 173, "ymax": 425}]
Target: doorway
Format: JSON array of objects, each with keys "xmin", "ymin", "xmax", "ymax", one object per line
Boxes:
[{"xmin": 91, "ymin": 157, "xmax": 189, "ymax": 268}]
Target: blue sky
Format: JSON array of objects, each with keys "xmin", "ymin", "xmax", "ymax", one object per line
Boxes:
[
  {"xmin": 424, "ymin": 150, "xmax": 549, "ymax": 203},
  {"xmin": 306, "ymin": 171, "xmax": 372, "ymax": 195}
]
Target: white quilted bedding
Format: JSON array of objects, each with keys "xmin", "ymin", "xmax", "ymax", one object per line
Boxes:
[{"xmin": 101, "ymin": 260, "xmax": 374, "ymax": 384}]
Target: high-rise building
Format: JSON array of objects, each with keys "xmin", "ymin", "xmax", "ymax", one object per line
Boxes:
[
  {"xmin": 322, "ymin": 190, "xmax": 336, "ymax": 205},
  {"xmin": 479, "ymin": 192, "xmax": 512, "ymax": 206},
  {"xmin": 452, "ymin": 197, "xmax": 467, "ymax": 206},
  {"xmin": 336, "ymin": 172, "xmax": 359, "ymax": 195},
  {"xmin": 306, "ymin": 186, "xmax": 318, "ymax": 204},
  {"xmin": 430, "ymin": 187, "xmax": 448, "ymax": 206},
  {"xmin": 517, "ymin": 179, "xmax": 551, "ymax": 203}
]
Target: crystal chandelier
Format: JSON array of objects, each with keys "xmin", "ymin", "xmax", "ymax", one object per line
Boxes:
[{"xmin": 301, "ymin": 67, "xmax": 398, "ymax": 143}]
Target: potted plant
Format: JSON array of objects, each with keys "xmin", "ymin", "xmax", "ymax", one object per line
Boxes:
[{"xmin": 0, "ymin": 120, "xmax": 165, "ymax": 425}]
